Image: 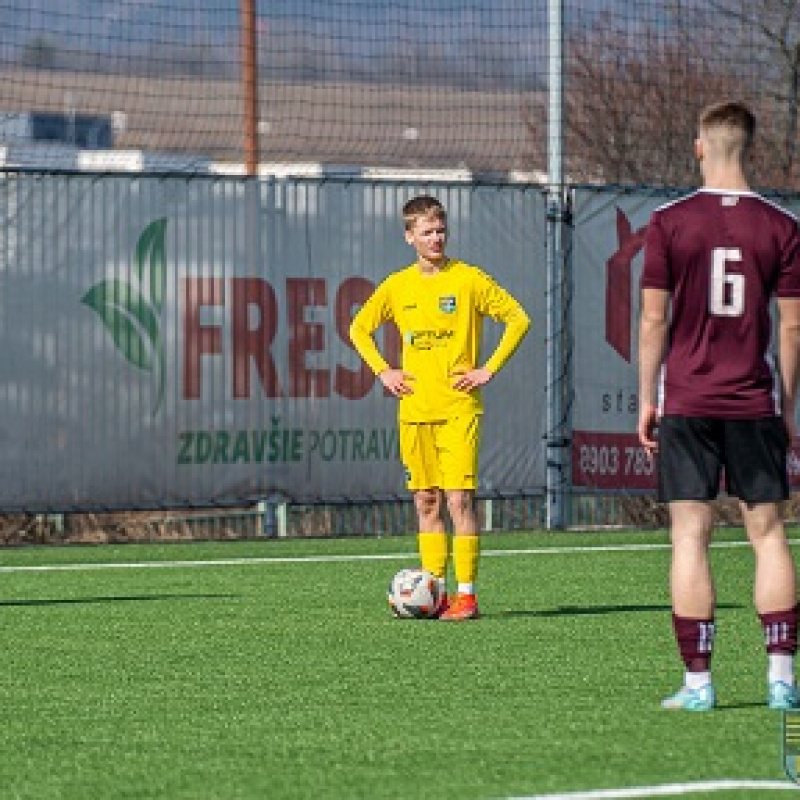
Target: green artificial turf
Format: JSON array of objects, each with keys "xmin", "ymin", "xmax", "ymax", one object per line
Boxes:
[{"xmin": 0, "ymin": 528, "xmax": 795, "ymax": 799}]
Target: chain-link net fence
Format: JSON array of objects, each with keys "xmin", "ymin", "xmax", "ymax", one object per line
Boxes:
[{"xmin": 3, "ymin": 1, "xmax": 799, "ymax": 535}]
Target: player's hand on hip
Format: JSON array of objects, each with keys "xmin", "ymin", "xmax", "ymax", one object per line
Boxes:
[
  {"xmin": 638, "ymin": 404, "xmax": 659, "ymax": 456},
  {"xmin": 452, "ymin": 367, "xmax": 494, "ymax": 392},
  {"xmin": 379, "ymin": 369, "xmax": 414, "ymax": 397}
]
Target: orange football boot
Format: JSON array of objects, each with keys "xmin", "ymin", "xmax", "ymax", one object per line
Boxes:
[{"xmin": 439, "ymin": 593, "xmax": 479, "ymax": 621}]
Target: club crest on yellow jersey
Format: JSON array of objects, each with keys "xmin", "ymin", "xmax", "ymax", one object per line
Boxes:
[{"xmin": 439, "ymin": 295, "xmax": 456, "ymax": 314}]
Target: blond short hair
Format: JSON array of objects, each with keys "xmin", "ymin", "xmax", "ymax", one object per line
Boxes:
[
  {"xmin": 402, "ymin": 195, "xmax": 446, "ymax": 231},
  {"xmin": 698, "ymin": 101, "xmax": 756, "ymax": 153}
]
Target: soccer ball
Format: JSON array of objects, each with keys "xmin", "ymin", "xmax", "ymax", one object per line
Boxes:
[{"xmin": 388, "ymin": 567, "xmax": 442, "ymax": 618}]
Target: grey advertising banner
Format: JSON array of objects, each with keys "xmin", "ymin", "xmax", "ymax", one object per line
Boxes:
[
  {"xmin": 0, "ymin": 175, "xmax": 546, "ymax": 511},
  {"xmin": 571, "ymin": 186, "xmax": 800, "ymax": 492}
]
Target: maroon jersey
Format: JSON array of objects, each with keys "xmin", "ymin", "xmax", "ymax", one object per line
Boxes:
[{"xmin": 641, "ymin": 189, "xmax": 800, "ymax": 417}]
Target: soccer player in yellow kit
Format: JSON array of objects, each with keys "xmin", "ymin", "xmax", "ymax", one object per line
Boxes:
[{"xmin": 349, "ymin": 195, "xmax": 530, "ymax": 620}]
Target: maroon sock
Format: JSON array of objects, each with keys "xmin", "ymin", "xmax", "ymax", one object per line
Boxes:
[
  {"xmin": 672, "ymin": 613, "xmax": 715, "ymax": 672},
  {"xmin": 760, "ymin": 605, "xmax": 798, "ymax": 655}
]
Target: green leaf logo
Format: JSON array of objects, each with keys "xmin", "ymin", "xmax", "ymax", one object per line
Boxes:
[{"xmin": 82, "ymin": 218, "xmax": 168, "ymax": 415}]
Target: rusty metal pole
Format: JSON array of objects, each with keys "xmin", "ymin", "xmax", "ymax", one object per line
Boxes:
[{"xmin": 241, "ymin": 0, "xmax": 259, "ymax": 175}]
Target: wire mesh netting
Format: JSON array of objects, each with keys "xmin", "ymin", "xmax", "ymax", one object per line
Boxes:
[
  {"xmin": 2, "ymin": 1, "xmax": 799, "ymax": 185},
  {"xmin": 0, "ymin": 1, "xmax": 547, "ymax": 173},
  {"xmin": 2, "ymin": 2, "xmax": 800, "ymax": 535},
  {"xmin": 559, "ymin": 1, "xmax": 800, "ymax": 189}
]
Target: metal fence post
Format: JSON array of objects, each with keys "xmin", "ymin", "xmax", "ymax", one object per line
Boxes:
[{"xmin": 546, "ymin": 0, "xmax": 568, "ymax": 529}]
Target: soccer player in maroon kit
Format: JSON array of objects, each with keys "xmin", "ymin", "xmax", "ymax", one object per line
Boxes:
[{"xmin": 638, "ymin": 101, "xmax": 800, "ymax": 710}]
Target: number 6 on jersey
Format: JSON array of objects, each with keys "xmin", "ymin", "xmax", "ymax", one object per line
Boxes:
[{"xmin": 709, "ymin": 247, "xmax": 744, "ymax": 317}]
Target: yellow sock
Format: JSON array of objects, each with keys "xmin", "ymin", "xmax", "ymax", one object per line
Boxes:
[
  {"xmin": 418, "ymin": 531, "xmax": 449, "ymax": 579},
  {"xmin": 453, "ymin": 534, "xmax": 480, "ymax": 589}
]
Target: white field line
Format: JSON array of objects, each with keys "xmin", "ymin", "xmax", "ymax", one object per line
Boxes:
[
  {"xmin": 508, "ymin": 779, "xmax": 797, "ymax": 798},
  {"xmin": 0, "ymin": 538, "xmax": 799, "ymax": 574}
]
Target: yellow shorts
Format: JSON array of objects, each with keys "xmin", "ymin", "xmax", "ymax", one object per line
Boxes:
[{"xmin": 399, "ymin": 415, "xmax": 481, "ymax": 491}]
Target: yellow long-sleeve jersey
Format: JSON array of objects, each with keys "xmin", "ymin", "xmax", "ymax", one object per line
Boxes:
[{"xmin": 349, "ymin": 259, "xmax": 531, "ymax": 422}]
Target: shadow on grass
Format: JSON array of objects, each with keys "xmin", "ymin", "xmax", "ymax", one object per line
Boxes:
[
  {"xmin": 0, "ymin": 593, "xmax": 240, "ymax": 607},
  {"xmin": 715, "ymin": 700, "xmax": 768, "ymax": 710},
  {"xmin": 494, "ymin": 601, "xmax": 745, "ymax": 618}
]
